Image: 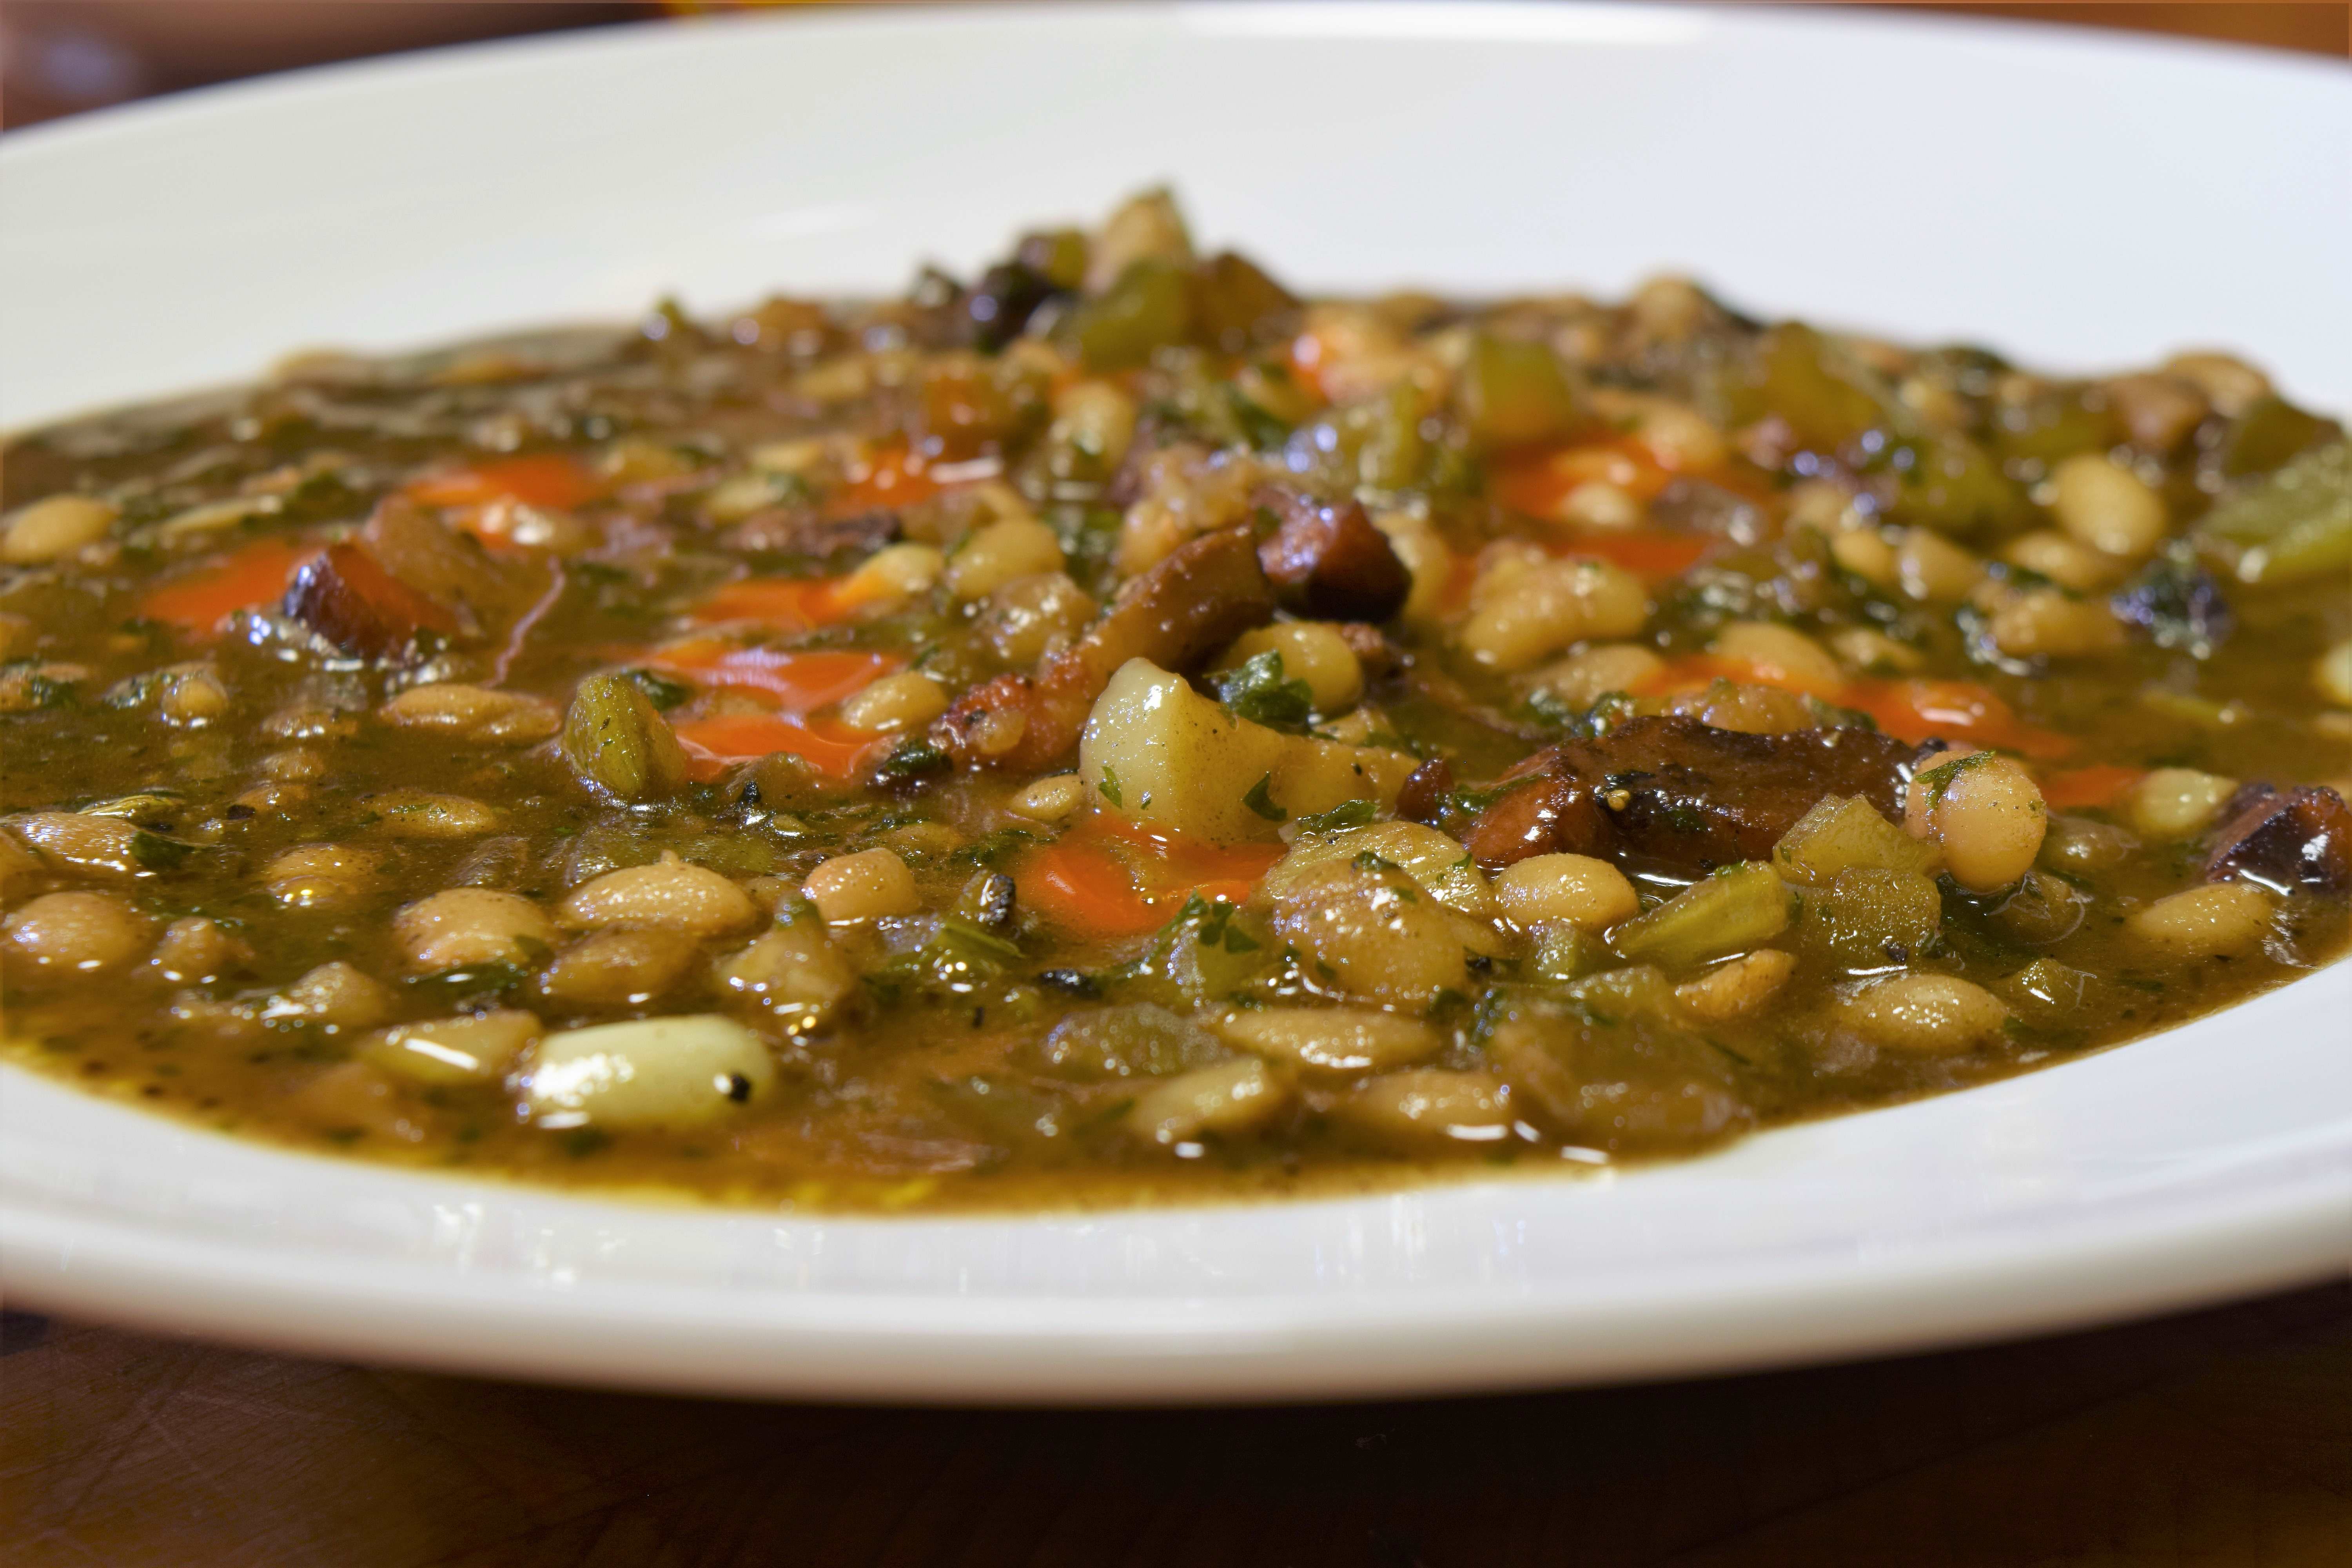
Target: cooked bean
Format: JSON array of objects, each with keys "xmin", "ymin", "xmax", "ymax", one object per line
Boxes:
[
  {"xmin": 1830, "ymin": 527, "xmax": 1900, "ymax": 591},
  {"xmin": 833, "ymin": 543, "xmax": 944, "ymax": 610},
  {"xmin": 379, "ymin": 683, "xmax": 561, "ymax": 744},
  {"xmin": 1269, "ymin": 862, "xmax": 1470, "ymax": 1006},
  {"xmin": 2, "ymin": 494, "xmax": 116, "ymax": 564},
  {"xmin": 263, "ymin": 960, "xmax": 392, "ymax": 1031},
  {"xmin": 979, "ymin": 572, "xmax": 1098, "ymax": 668},
  {"xmin": 1266, "ymin": 822, "xmax": 1495, "ymax": 918},
  {"xmin": 2, "ymin": 891, "xmax": 152, "ymax": 976},
  {"xmin": 1215, "ymin": 622, "xmax": 1364, "ymax": 713},
  {"xmin": 263, "ymin": 843, "xmax": 385, "ymax": 910},
  {"xmin": 1906, "ymin": 753, "xmax": 2046, "ymax": 893},
  {"xmin": 1667, "ymin": 680, "xmax": 1816, "ymax": 735},
  {"xmin": 2126, "ymin": 882, "xmax": 2278, "ymax": 958},
  {"xmin": 713, "ymin": 922, "xmax": 856, "ymax": 1031},
  {"xmin": 4, "ymin": 812, "xmax": 149, "ymax": 880},
  {"xmin": 1986, "ymin": 588, "xmax": 2126, "ymax": 659},
  {"xmin": 1210, "ymin": 1006, "xmax": 1441, "ymax": 1076},
  {"xmin": 837, "ymin": 671, "xmax": 949, "ymax": 735},
  {"xmin": 1895, "ymin": 528, "xmax": 1984, "ymax": 603},
  {"xmin": 289, "ymin": 1062, "xmax": 424, "ymax": 1143},
  {"xmin": 400, "ymin": 888, "xmax": 560, "ymax": 973},
  {"xmin": 1837, "ymin": 973, "xmax": 2009, "ymax": 1053},
  {"xmin": 2051, "ymin": 453, "xmax": 2168, "ymax": 558},
  {"xmin": 1530, "ymin": 642, "xmax": 1664, "ymax": 710},
  {"xmin": 2001, "ymin": 529, "xmax": 2120, "ymax": 593},
  {"xmin": 1458, "ymin": 549, "xmax": 1648, "ymax": 671},
  {"xmin": 2040, "ymin": 813, "xmax": 2140, "ymax": 874},
  {"xmin": 802, "ymin": 848, "xmax": 920, "ymax": 923},
  {"xmin": 360, "ymin": 1010, "xmax": 540, "ymax": 1085},
  {"xmin": 367, "ymin": 789, "xmax": 502, "ymax": 839},
  {"xmin": 2161, "ymin": 351, "xmax": 2270, "ymax": 417},
  {"xmin": 1674, "ymin": 948, "xmax": 1797, "ymax": 1022},
  {"xmin": 258, "ymin": 748, "xmax": 328, "ymax": 782},
  {"xmin": 2312, "ymin": 637, "xmax": 2352, "ymax": 709},
  {"xmin": 1368, "ymin": 508, "xmax": 1452, "ymax": 628},
  {"xmin": 1330, "ymin": 1069, "xmax": 1516, "ymax": 1146},
  {"xmin": 1007, "ymin": 773, "xmax": 1087, "ymax": 823},
  {"xmin": 524, "ymin": 1014, "xmax": 776, "ymax": 1128},
  {"xmin": 1045, "ymin": 380, "xmax": 1139, "ymax": 481},
  {"xmin": 1126, "ymin": 1058, "xmax": 1290, "ymax": 1147},
  {"xmin": 538, "ymin": 928, "xmax": 700, "ymax": 1006},
  {"xmin": 151, "ymin": 916, "xmax": 244, "ymax": 983},
  {"xmin": 1494, "ymin": 853, "xmax": 1640, "ymax": 929},
  {"xmin": 1708, "ymin": 622, "xmax": 1844, "ymax": 694},
  {"xmin": 559, "ymin": 853, "xmax": 759, "ymax": 936},
  {"xmin": 154, "ymin": 665, "xmax": 230, "ymax": 727},
  {"xmin": 946, "ymin": 517, "xmax": 1065, "ymax": 603},
  {"xmin": 2123, "ymin": 768, "xmax": 2237, "ymax": 842}
]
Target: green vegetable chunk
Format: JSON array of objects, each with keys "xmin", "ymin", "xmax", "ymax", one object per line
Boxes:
[
  {"xmin": 1773, "ymin": 795, "xmax": 1941, "ymax": 887},
  {"xmin": 563, "ymin": 673, "xmax": 689, "ymax": 802},
  {"xmin": 1794, "ymin": 867, "xmax": 1943, "ymax": 973},
  {"xmin": 1608, "ymin": 862, "xmax": 1793, "ymax": 970},
  {"xmin": 2194, "ymin": 439, "xmax": 2352, "ymax": 585},
  {"xmin": 1458, "ymin": 334, "xmax": 1579, "ymax": 450},
  {"xmin": 1069, "ymin": 258, "xmax": 1192, "ymax": 371}
]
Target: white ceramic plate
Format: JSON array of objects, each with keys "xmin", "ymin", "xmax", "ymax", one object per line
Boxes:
[{"xmin": 2, "ymin": 3, "xmax": 2347, "ymax": 1404}]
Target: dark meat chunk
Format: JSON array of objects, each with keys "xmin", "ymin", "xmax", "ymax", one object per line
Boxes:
[
  {"xmin": 1396, "ymin": 757, "xmax": 1455, "ymax": 825},
  {"xmin": 1253, "ymin": 487, "xmax": 1411, "ymax": 622},
  {"xmin": 933, "ymin": 526, "xmax": 1277, "ymax": 771},
  {"xmin": 282, "ymin": 542, "xmax": 460, "ymax": 661},
  {"xmin": 2203, "ymin": 783, "xmax": 2350, "ymax": 895},
  {"xmin": 1464, "ymin": 715, "xmax": 1923, "ymax": 874},
  {"xmin": 964, "ymin": 261, "xmax": 1060, "ymax": 352},
  {"xmin": 729, "ymin": 507, "xmax": 902, "ymax": 559}
]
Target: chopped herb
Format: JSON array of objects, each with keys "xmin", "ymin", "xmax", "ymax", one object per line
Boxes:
[
  {"xmin": 1097, "ymin": 765, "xmax": 1123, "ymax": 807},
  {"xmin": 1298, "ymin": 798, "xmax": 1379, "ymax": 834},
  {"xmin": 1207, "ymin": 650, "xmax": 1315, "ymax": 733},
  {"xmin": 1242, "ymin": 773, "xmax": 1285, "ymax": 821}
]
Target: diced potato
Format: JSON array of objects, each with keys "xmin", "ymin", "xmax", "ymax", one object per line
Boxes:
[
  {"xmin": 1269, "ymin": 861, "xmax": 1471, "ymax": 1007},
  {"xmin": 1077, "ymin": 660, "xmax": 1411, "ymax": 843}
]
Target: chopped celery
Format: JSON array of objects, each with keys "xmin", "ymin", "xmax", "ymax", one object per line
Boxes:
[
  {"xmin": 1773, "ymin": 795, "xmax": 1941, "ymax": 887},
  {"xmin": 2219, "ymin": 395, "xmax": 2334, "ymax": 478},
  {"xmin": 1608, "ymin": 862, "xmax": 1793, "ymax": 969},
  {"xmin": 2194, "ymin": 439, "xmax": 2351, "ymax": 585},
  {"xmin": 1069, "ymin": 258, "xmax": 1192, "ymax": 371},
  {"xmin": 1530, "ymin": 924, "xmax": 1607, "ymax": 984},
  {"xmin": 1793, "ymin": 867, "xmax": 1942, "ymax": 972},
  {"xmin": 1458, "ymin": 334, "xmax": 1579, "ymax": 450}
]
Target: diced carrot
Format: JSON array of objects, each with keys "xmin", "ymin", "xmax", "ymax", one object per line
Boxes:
[
  {"xmin": 1544, "ymin": 532, "xmax": 1712, "ymax": 579},
  {"xmin": 403, "ymin": 454, "xmax": 603, "ymax": 512},
  {"xmin": 827, "ymin": 440, "xmax": 940, "ymax": 518},
  {"xmin": 672, "ymin": 711, "xmax": 882, "ymax": 783},
  {"xmin": 137, "ymin": 537, "xmax": 319, "ymax": 636},
  {"xmin": 643, "ymin": 642, "xmax": 901, "ymax": 711},
  {"xmin": 1841, "ymin": 679, "xmax": 2075, "ymax": 760},
  {"xmin": 1437, "ymin": 551, "xmax": 1479, "ymax": 617},
  {"xmin": 1490, "ymin": 440, "xmax": 1675, "ymax": 520},
  {"xmin": 690, "ymin": 577, "xmax": 853, "ymax": 632},
  {"xmin": 1015, "ymin": 838, "xmax": 1164, "ymax": 938},
  {"xmin": 2039, "ymin": 765, "xmax": 2143, "ymax": 811},
  {"xmin": 1017, "ymin": 814, "xmax": 1286, "ymax": 938}
]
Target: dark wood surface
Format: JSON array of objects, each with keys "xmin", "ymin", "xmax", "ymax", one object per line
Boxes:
[{"xmin": 5, "ymin": 1283, "xmax": 2348, "ymax": 1566}]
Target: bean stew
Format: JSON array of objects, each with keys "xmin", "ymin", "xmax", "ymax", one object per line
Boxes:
[{"xmin": 3, "ymin": 191, "xmax": 2346, "ymax": 1210}]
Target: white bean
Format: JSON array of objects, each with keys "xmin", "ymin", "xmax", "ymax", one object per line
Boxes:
[{"xmin": 524, "ymin": 1014, "xmax": 776, "ymax": 1128}]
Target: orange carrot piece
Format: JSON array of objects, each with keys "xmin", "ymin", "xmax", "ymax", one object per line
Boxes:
[
  {"xmin": 1842, "ymin": 679, "xmax": 2075, "ymax": 760},
  {"xmin": 2040, "ymin": 764, "xmax": 2143, "ymax": 811},
  {"xmin": 404, "ymin": 454, "xmax": 603, "ymax": 512},
  {"xmin": 1015, "ymin": 838, "xmax": 1164, "ymax": 938},
  {"xmin": 643, "ymin": 642, "xmax": 900, "ymax": 711},
  {"xmin": 672, "ymin": 711, "xmax": 881, "ymax": 783},
  {"xmin": 1490, "ymin": 440, "xmax": 1675, "ymax": 519},
  {"xmin": 690, "ymin": 577, "xmax": 853, "ymax": 632},
  {"xmin": 137, "ymin": 537, "xmax": 319, "ymax": 636},
  {"xmin": 826, "ymin": 440, "xmax": 941, "ymax": 518}
]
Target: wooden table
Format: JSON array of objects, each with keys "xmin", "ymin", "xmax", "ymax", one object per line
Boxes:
[{"xmin": 7, "ymin": 1282, "xmax": 2347, "ymax": 1566}]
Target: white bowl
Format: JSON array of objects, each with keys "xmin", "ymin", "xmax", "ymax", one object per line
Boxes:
[{"xmin": 2, "ymin": 2, "xmax": 2346, "ymax": 1403}]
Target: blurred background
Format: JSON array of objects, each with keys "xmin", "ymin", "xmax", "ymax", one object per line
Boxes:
[{"xmin": 2, "ymin": 2, "xmax": 2345, "ymax": 132}]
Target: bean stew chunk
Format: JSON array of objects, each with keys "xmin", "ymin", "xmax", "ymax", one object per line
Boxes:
[{"xmin": 2, "ymin": 191, "xmax": 2345, "ymax": 1210}]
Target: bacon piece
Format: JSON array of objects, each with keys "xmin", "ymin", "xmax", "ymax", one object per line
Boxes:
[
  {"xmin": 1396, "ymin": 756, "xmax": 1455, "ymax": 825},
  {"xmin": 2203, "ymin": 783, "xmax": 2351, "ymax": 895},
  {"xmin": 1253, "ymin": 487, "xmax": 1411, "ymax": 622},
  {"xmin": 1463, "ymin": 715, "xmax": 1923, "ymax": 874},
  {"xmin": 281, "ymin": 543, "xmax": 461, "ymax": 660},
  {"xmin": 933, "ymin": 526, "xmax": 1277, "ymax": 770}
]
